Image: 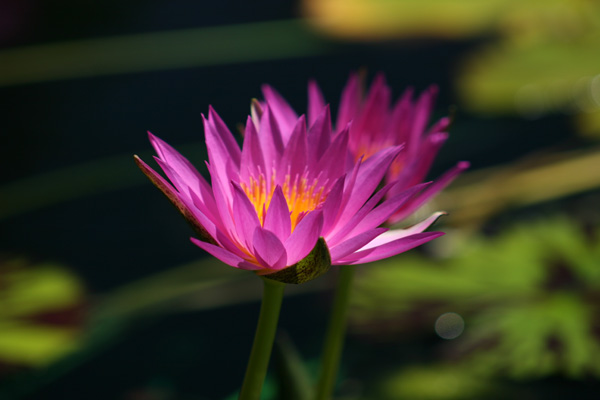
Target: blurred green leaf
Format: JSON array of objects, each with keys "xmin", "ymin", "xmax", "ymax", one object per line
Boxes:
[
  {"xmin": 0, "ymin": 20, "xmax": 328, "ymax": 87},
  {"xmin": 274, "ymin": 332, "xmax": 313, "ymax": 400},
  {"xmin": 0, "ymin": 260, "xmax": 85, "ymax": 367},
  {"xmin": 352, "ymin": 216, "xmax": 600, "ymax": 378},
  {"xmin": 458, "ymin": 35, "xmax": 600, "ymax": 117},
  {"xmin": 379, "ymin": 364, "xmax": 495, "ymax": 400}
]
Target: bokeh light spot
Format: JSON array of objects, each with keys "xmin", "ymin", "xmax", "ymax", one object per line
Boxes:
[{"xmin": 435, "ymin": 312, "xmax": 465, "ymax": 340}]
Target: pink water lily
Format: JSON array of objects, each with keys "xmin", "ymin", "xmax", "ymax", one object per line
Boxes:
[
  {"xmin": 136, "ymin": 95, "xmax": 444, "ymax": 282},
  {"xmin": 266, "ymin": 72, "xmax": 469, "ymax": 225}
]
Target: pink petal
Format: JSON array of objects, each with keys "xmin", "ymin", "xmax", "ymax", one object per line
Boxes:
[
  {"xmin": 316, "ymin": 125, "xmax": 351, "ymax": 180},
  {"xmin": 336, "ymin": 72, "xmax": 361, "ymax": 131},
  {"xmin": 279, "ymin": 115, "xmax": 308, "ymax": 179},
  {"xmin": 389, "ymin": 87, "xmax": 415, "ymax": 144},
  {"xmin": 392, "ymin": 132, "xmax": 449, "ymax": 188},
  {"xmin": 408, "ymin": 86, "xmax": 438, "ymax": 158},
  {"xmin": 427, "ymin": 116, "xmax": 451, "ymax": 135},
  {"xmin": 256, "ymin": 106, "xmax": 284, "ymax": 171},
  {"xmin": 329, "ymin": 227, "xmax": 387, "ymax": 261},
  {"xmin": 351, "ymin": 73, "xmax": 391, "ymax": 146},
  {"xmin": 337, "ymin": 145, "xmax": 403, "ymax": 226},
  {"xmin": 207, "ymin": 106, "xmax": 241, "ymax": 165},
  {"xmin": 284, "ymin": 210, "xmax": 324, "ymax": 265},
  {"xmin": 253, "ymin": 227, "xmax": 288, "ymax": 270},
  {"xmin": 264, "ymin": 186, "xmax": 292, "ymax": 242},
  {"xmin": 231, "ymin": 183, "xmax": 261, "ymax": 248},
  {"xmin": 240, "ymin": 115, "xmax": 265, "ymax": 183},
  {"xmin": 334, "ymin": 232, "xmax": 444, "ymax": 265},
  {"xmin": 135, "ymin": 155, "xmax": 218, "ymax": 243},
  {"xmin": 307, "ymin": 79, "xmax": 326, "ymax": 127},
  {"xmin": 206, "ymin": 162, "xmax": 236, "ymax": 235},
  {"xmin": 320, "ymin": 176, "xmax": 346, "ymax": 236},
  {"xmin": 343, "ymin": 183, "xmax": 430, "ymax": 241},
  {"xmin": 262, "ymin": 85, "xmax": 298, "ymax": 143},
  {"xmin": 364, "ymin": 212, "xmax": 446, "ymax": 249},
  {"xmin": 390, "ymin": 161, "xmax": 469, "ymax": 224},
  {"xmin": 326, "ymin": 179, "xmax": 397, "ymax": 245},
  {"xmin": 307, "ymin": 105, "xmax": 332, "ymax": 166},
  {"xmin": 153, "ymin": 157, "xmax": 221, "ymax": 227},
  {"xmin": 147, "ymin": 132, "xmax": 206, "ymax": 193},
  {"xmin": 191, "ymin": 237, "xmax": 261, "ymax": 270},
  {"xmin": 202, "ymin": 114, "xmax": 240, "ymax": 181},
  {"xmin": 329, "ymin": 157, "xmax": 361, "ymax": 233}
]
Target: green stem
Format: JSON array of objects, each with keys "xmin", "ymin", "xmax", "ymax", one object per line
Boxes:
[
  {"xmin": 239, "ymin": 278, "xmax": 286, "ymax": 400},
  {"xmin": 315, "ymin": 266, "xmax": 356, "ymax": 400}
]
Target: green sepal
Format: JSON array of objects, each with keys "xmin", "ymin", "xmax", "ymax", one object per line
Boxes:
[
  {"xmin": 263, "ymin": 238, "xmax": 331, "ymax": 284},
  {"xmin": 134, "ymin": 155, "xmax": 216, "ymax": 245}
]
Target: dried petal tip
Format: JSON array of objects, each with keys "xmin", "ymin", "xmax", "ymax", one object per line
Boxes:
[
  {"xmin": 250, "ymin": 98, "xmax": 264, "ymax": 121},
  {"xmin": 263, "ymin": 238, "xmax": 331, "ymax": 284}
]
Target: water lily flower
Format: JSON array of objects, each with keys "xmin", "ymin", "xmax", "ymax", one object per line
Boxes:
[
  {"xmin": 301, "ymin": 72, "xmax": 469, "ymax": 224},
  {"xmin": 135, "ymin": 98, "xmax": 444, "ymax": 283}
]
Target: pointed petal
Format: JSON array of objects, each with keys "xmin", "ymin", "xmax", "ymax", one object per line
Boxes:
[
  {"xmin": 191, "ymin": 237, "xmax": 261, "ymax": 270},
  {"xmin": 262, "ymin": 85, "xmax": 298, "ymax": 143},
  {"xmin": 336, "ymin": 145, "xmax": 403, "ymax": 227},
  {"xmin": 253, "ymin": 227, "xmax": 288, "ymax": 270},
  {"xmin": 284, "ymin": 210, "xmax": 323, "ymax": 265},
  {"xmin": 307, "ymin": 104, "xmax": 333, "ymax": 166},
  {"xmin": 316, "ymin": 125, "xmax": 350, "ymax": 179},
  {"xmin": 154, "ymin": 156, "xmax": 220, "ymax": 224},
  {"xmin": 391, "ymin": 131, "xmax": 449, "ymax": 187},
  {"xmin": 206, "ymin": 161, "xmax": 236, "ymax": 234},
  {"xmin": 147, "ymin": 132, "xmax": 206, "ymax": 192},
  {"xmin": 334, "ymin": 232, "xmax": 444, "ymax": 265},
  {"xmin": 207, "ymin": 106, "xmax": 241, "ymax": 165},
  {"xmin": 352, "ymin": 73, "xmax": 390, "ymax": 145},
  {"xmin": 240, "ymin": 115, "xmax": 265, "ymax": 182},
  {"xmin": 279, "ymin": 115, "xmax": 308, "ymax": 178},
  {"xmin": 327, "ymin": 179, "xmax": 398, "ymax": 246},
  {"xmin": 390, "ymin": 161, "xmax": 469, "ymax": 224},
  {"xmin": 365, "ymin": 212, "xmax": 446, "ymax": 249},
  {"xmin": 264, "ymin": 186, "xmax": 292, "ymax": 242},
  {"xmin": 256, "ymin": 106, "xmax": 284, "ymax": 171},
  {"xmin": 202, "ymin": 113, "xmax": 240, "ymax": 180},
  {"xmin": 336, "ymin": 72, "xmax": 361, "ymax": 131},
  {"xmin": 408, "ymin": 86, "xmax": 438, "ymax": 158},
  {"xmin": 231, "ymin": 183, "xmax": 261, "ymax": 247},
  {"xmin": 329, "ymin": 227, "xmax": 387, "ymax": 261},
  {"xmin": 328, "ymin": 156, "xmax": 361, "ymax": 235},
  {"xmin": 320, "ymin": 176, "xmax": 345, "ymax": 236},
  {"xmin": 427, "ymin": 116, "xmax": 451, "ymax": 135},
  {"xmin": 389, "ymin": 87, "xmax": 415, "ymax": 144},
  {"xmin": 344, "ymin": 183, "xmax": 430, "ymax": 241},
  {"xmin": 308, "ymin": 80, "xmax": 326, "ymax": 127}
]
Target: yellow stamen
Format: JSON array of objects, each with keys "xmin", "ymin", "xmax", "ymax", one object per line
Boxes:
[{"xmin": 241, "ymin": 171, "xmax": 328, "ymax": 231}]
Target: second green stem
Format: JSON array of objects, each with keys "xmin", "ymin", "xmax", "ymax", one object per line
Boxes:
[{"xmin": 315, "ymin": 266, "xmax": 356, "ymax": 400}]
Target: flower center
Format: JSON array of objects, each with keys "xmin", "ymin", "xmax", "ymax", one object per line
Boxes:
[{"xmin": 241, "ymin": 171, "xmax": 328, "ymax": 231}]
